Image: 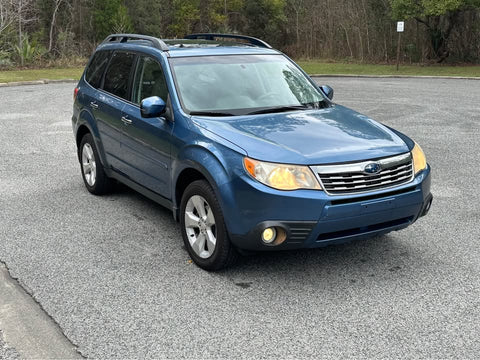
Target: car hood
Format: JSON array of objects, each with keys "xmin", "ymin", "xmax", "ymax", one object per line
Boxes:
[{"xmin": 192, "ymin": 105, "xmax": 410, "ymax": 165}]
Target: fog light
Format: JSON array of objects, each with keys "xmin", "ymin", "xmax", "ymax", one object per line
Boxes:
[{"xmin": 262, "ymin": 227, "xmax": 276, "ymax": 244}]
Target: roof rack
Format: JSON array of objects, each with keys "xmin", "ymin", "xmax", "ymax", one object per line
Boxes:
[
  {"xmin": 185, "ymin": 33, "xmax": 272, "ymax": 49},
  {"xmin": 102, "ymin": 34, "xmax": 170, "ymax": 51}
]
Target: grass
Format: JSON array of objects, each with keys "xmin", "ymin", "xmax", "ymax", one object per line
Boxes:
[
  {"xmin": 0, "ymin": 62, "xmax": 479, "ymax": 83},
  {"xmin": 297, "ymin": 61, "xmax": 480, "ymax": 77},
  {"xmin": 0, "ymin": 67, "xmax": 84, "ymax": 83}
]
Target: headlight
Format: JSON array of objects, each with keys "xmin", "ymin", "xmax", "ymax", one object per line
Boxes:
[
  {"xmin": 244, "ymin": 157, "xmax": 321, "ymax": 190},
  {"xmin": 411, "ymin": 142, "xmax": 427, "ymax": 175}
]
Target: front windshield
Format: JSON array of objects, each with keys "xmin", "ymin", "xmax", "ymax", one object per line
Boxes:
[{"xmin": 169, "ymin": 54, "xmax": 327, "ymax": 116}]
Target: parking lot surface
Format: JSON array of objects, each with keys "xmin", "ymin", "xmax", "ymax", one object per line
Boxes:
[{"xmin": 0, "ymin": 78, "xmax": 479, "ymax": 358}]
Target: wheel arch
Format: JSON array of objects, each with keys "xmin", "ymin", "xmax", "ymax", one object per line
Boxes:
[
  {"xmin": 174, "ymin": 168, "xmax": 207, "ymax": 221},
  {"xmin": 76, "ymin": 124, "xmax": 90, "ymax": 147},
  {"xmin": 75, "ymin": 109, "xmax": 108, "ymax": 167},
  {"xmin": 172, "ymin": 145, "xmax": 237, "ymax": 223}
]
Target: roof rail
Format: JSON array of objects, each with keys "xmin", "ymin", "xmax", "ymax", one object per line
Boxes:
[
  {"xmin": 102, "ymin": 34, "xmax": 170, "ymax": 51},
  {"xmin": 185, "ymin": 33, "xmax": 272, "ymax": 49}
]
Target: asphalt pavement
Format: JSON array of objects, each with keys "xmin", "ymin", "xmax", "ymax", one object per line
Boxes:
[
  {"xmin": 0, "ymin": 78, "xmax": 479, "ymax": 358},
  {"xmin": 0, "ymin": 330, "xmax": 20, "ymax": 360}
]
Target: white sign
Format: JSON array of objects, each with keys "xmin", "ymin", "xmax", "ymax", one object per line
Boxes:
[{"xmin": 397, "ymin": 21, "xmax": 405, "ymax": 32}]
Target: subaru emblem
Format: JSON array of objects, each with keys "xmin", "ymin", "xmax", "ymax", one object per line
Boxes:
[{"xmin": 364, "ymin": 163, "xmax": 381, "ymax": 174}]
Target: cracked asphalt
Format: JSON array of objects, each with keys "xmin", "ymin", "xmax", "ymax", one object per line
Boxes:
[{"xmin": 0, "ymin": 78, "xmax": 479, "ymax": 359}]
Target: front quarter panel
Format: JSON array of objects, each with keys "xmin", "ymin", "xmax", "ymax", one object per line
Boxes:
[{"xmin": 171, "ymin": 119, "xmax": 247, "ymax": 230}]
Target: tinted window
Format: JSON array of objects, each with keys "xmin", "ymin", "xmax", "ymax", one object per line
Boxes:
[
  {"xmin": 85, "ymin": 51, "xmax": 110, "ymax": 88},
  {"xmin": 103, "ymin": 52, "xmax": 136, "ymax": 100},
  {"xmin": 132, "ymin": 56, "xmax": 168, "ymax": 105}
]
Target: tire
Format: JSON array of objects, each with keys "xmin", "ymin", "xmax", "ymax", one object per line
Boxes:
[
  {"xmin": 78, "ymin": 133, "xmax": 112, "ymax": 195},
  {"xmin": 180, "ymin": 180, "xmax": 238, "ymax": 271}
]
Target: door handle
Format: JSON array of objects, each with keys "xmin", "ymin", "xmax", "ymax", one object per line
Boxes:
[
  {"xmin": 121, "ymin": 116, "xmax": 132, "ymax": 125},
  {"xmin": 90, "ymin": 101, "xmax": 98, "ymax": 109}
]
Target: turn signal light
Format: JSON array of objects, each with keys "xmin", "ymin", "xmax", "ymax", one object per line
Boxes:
[{"xmin": 411, "ymin": 142, "xmax": 427, "ymax": 175}]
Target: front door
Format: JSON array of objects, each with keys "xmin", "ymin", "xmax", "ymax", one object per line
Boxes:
[{"xmin": 120, "ymin": 55, "xmax": 173, "ymax": 198}]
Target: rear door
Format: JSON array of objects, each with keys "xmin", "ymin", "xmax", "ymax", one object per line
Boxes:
[
  {"xmin": 82, "ymin": 50, "xmax": 115, "ymax": 156},
  {"xmin": 120, "ymin": 55, "xmax": 173, "ymax": 198},
  {"xmin": 96, "ymin": 51, "xmax": 136, "ymax": 172}
]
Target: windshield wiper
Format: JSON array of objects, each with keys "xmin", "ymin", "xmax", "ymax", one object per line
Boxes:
[
  {"xmin": 189, "ymin": 111, "xmax": 235, "ymax": 117},
  {"xmin": 246, "ymin": 105, "xmax": 308, "ymax": 115}
]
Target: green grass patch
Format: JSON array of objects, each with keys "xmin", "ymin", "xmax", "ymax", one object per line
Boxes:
[
  {"xmin": 297, "ymin": 61, "xmax": 480, "ymax": 77},
  {"xmin": 0, "ymin": 62, "xmax": 479, "ymax": 84},
  {"xmin": 0, "ymin": 67, "xmax": 84, "ymax": 83}
]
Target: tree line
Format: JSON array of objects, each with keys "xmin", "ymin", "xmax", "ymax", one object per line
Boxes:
[{"xmin": 0, "ymin": 0, "xmax": 479, "ymax": 67}]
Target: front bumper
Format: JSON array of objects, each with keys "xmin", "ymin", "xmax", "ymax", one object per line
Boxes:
[{"xmin": 224, "ymin": 165, "xmax": 432, "ymax": 251}]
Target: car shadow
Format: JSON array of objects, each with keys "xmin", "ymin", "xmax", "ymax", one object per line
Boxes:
[
  {"xmin": 230, "ymin": 235, "xmax": 411, "ymax": 274},
  {"xmin": 110, "ymin": 181, "xmax": 416, "ymax": 285}
]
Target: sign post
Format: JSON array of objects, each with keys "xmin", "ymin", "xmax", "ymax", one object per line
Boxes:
[{"xmin": 396, "ymin": 21, "xmax": 404, "ymax": 71}]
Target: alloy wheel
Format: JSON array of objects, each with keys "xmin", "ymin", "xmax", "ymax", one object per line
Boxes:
[
  {"xmin": 82, "ymin": 143, "xmax": 97, "ymax": 186},
  {"xmin": 184, "ymin": 195, "xmax": 217, "ymax": 259}
]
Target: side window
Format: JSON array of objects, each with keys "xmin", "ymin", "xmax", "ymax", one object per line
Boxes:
[
  {"xmin": 85, "ymin": 51, "xmax": 110, "ymax": 89},
  {"xmin": 132, "ymin": 56, "xmax": 169, "ymax": 105},
  {"xmin": 103, "ymin": 52, "xmax": 136, "ymax": 100}
]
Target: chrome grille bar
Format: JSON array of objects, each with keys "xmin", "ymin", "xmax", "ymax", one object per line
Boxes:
[
  {"xmin": 324, "ymin": 172, "xmax": 412, "ymax": 186},
  {"xmin": 311, "ymin": 153, "xmax": 414, "ymax": 195},
  {"xmin": 324, "ymin": 163, "xmax": 412, "ymax": 180}
]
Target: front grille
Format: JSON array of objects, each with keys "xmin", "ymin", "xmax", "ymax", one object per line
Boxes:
[{"xmin": 311, "ymin": 153, "xmax": 414, "ymax": 195}]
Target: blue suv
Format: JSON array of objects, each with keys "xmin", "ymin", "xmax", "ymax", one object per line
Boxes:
[{"xmin": 72, "ymin": 33, "xmax": 432, "ymax": 270}]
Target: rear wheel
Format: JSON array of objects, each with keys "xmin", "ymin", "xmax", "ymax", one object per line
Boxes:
[
  {"xmin": 79, "ymin": 133, "xmax": 112, "ymax": 195},
  {"xmin": 180, "ymin": 180, "xmax": 238, "ymax": 270}
]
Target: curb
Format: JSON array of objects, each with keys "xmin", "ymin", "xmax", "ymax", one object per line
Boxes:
[
  {"xmin": 309, "ymin": 74, "xmax": 480, "ymax": 80},
  {"xmin": 0, "ymin": 79, "xmax": 77, "ymax": 87}
]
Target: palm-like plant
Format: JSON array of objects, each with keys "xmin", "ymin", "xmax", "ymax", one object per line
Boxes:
[{"xmin": 15, "ymin": 37, "xmax": 36, "ymax": 65}]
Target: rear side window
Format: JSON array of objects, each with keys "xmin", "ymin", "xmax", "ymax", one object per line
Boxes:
[
  {"xmin": 103, "ymin": 52, "xmax": 136, "ymax": 100},
  {"xmin": 85, "ymin": 51, "xmax": 110, "ymax": 88}
]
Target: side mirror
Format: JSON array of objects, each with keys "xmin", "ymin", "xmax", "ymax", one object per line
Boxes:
[
  {"xmin": 320, "ymin": 85, "xmax": 334, "ymax": 100},
  {"xmin": 140, "ymin": 96, "xmax": 166, "ymax": 118}
]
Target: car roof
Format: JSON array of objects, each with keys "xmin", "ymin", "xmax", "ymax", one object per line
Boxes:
[
  {"xmin": 96, "ymin": 42, "xmax": 280, "ymax": 57},
  {"xmin": 170, "ymin": 47, "xmax": 280, "ymax": 57},
  {"xmin": 95, "ymin": 34, "xmax": 281, "ymax": 58},
  {"xmin": 165, "ymin": 39, "xmax": 280, "ymax": 57}
]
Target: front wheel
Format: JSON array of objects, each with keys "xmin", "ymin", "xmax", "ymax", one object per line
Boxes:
[{"xmin": 180, "ymin": 180, "xmax": 238, "ymax": 270}]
